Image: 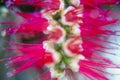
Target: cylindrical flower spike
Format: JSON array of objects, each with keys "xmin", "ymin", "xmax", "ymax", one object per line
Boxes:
[{"xmin": 1, "ymin": 0, "xmax": 120, "ymax": 80}]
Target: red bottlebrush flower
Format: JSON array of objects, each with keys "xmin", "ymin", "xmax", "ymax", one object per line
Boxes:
[
  {"xmin": 63, "ymin": 7, "xmax": 83, "ymax": 24},
  {"xmin": 81, "ymin": 8, "xmax": 118, "ymax": 27},
  {"xmin": 63, "ymin": 36, "xmax": 83, "ymax": 57},
  {"xmin": 1, "ymin": 0, "xmax": 120, "ymax": 80},
  {"xmin": 5, "ymin": 12, "xmax": 48, "ymax": 35},
  {"xmin": 40, "ymin": 0, "xmax": 60, "ymax": 11},
  {"xmin": 5, "ymin": 0, "xmax": 60, "ymax": 11},
  {"xmin": 80, "ymin": 0, "xmax": 120, "ymax": 7},
  {"xmin": 5, "ymin": 43, "xmax": 54, "ymax": 77},
  {"xmin": 79, "ymin": 60, "xmax": 117, "ymax": 80}
]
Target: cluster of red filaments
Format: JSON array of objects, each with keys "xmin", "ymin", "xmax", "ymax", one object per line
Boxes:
[
  {"xmin": 1, "ymin": 0, "xmax": 120, "ymax": 80},
  {"xmin": 35, "ymin": 0, "xmax": 84, "ymax": 79}
]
